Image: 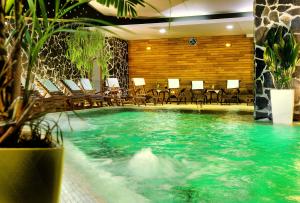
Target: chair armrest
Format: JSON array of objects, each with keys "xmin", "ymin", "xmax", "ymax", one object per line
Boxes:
[{"xmin": 146, "ymin": 89, "xmax": 153, "ymax": 94}]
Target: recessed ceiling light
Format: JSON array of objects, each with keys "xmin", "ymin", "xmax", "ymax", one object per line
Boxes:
[
  {"xmin": 226, "ymin": 25, "xmax": 234, "ymax": 30},
  {"xmin": 225, "ymin": 43, "xmax": 231, "ymax": 47},
  {"xmin": 159, "ymin": 28, "xmax": 166, "ymax": 34},
  {"xmin": 146, "ymin": 46, "xmax": 151, "ymax": 50}
]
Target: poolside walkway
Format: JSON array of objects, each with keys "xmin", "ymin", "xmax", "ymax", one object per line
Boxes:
[
  {"xmin": 61, "ymin": 142, "xmax": 105, "ymax": 203},
  {"xmin": 61, "ymin": 162, "xmax": 103, "ymax": 203}
]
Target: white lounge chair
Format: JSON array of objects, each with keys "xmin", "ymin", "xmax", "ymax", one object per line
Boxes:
[
  {"xmin": 79, "ymin": 78, "xmax": 111, "ymax": 106},
  {"xmin": 60, "ymin": 79, "xmax": 89, "ymax": 109}
]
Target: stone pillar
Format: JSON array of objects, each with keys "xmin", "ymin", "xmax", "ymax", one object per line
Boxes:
[{"xmin": 254, "ymin": 0, "xmax": 300, "ymax": 120}]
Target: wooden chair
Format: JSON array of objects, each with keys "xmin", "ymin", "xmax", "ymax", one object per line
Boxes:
[
  {"xmin": 35, "ymin": 79, "xmax": 69, "ymax": 112},
  {"xmin": 132, "ymin": 78, "xmax": 157, "ymax": 105},
  {"xmin": 166, "ymin": 79, "xmax": 187, "ymax": 104},
  {"xmin": 78, "ymin": 78, "xmax": 108, "ymax": 107},
  {"xmin": 220, "ymin": 80, "xmax": 240, "ymax": 105},
  {"xmin": 21, "ymin": 78, "xmax": 58, "ymax": 116},
  {"xmin": 60, "ymin": 79, "xmax": 88, "ymax": 109},
  {"xmin": 106, "ymin": 78, "xmax": 134, "ymax": 106},
  {"xmin": 190, "ymin": 81, "xmax": 207, "ymax": 104}
]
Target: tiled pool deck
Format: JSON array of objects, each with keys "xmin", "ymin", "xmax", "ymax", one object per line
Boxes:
[
  {"xmin": 61, "ymin": 161, "xmax": 104, "ymax": 203},
  {"xmin": 59, "ymin": 104, "xmax": 299, "ymax": 202}
]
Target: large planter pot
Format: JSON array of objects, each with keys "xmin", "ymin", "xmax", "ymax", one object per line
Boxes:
[
  {"xmin": 0, "ymin": 147, "xmax": 64, "ymax": 203},
  {"xmin": 271, "ymin": 89, "xmax": 295, "ymax": 125}
]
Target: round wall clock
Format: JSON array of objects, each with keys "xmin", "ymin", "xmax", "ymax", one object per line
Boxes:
[{"xmin": 188, "ymin": 37, "xmax": 197, "ymax": 46}]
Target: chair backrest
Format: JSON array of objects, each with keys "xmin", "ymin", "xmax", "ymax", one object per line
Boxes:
[
  {"xmin": 80, "ymin": 78, "xmax": 94, "ymax": 91},
  {"xmin": 192, "ymin": 81, "xmax": 204, "ymax": 90},
  {"xmin": 63, "ymin": 79, "xmax": 81, "ymax": 91},
  {"xmin": 132, "ymin": 78, "xmax": 147, "ymax": 95},
  {"xmin": 106, "ymin": 78, "xmax": 120, "ymax": 88},
  {"xmin": 132, "ymin": 78, "xmax": 145, "ymax": 86},
  {"xmin": 227, "ymin": 80, "xmax": 239, "ymax": 89},
  {"xmin": 168, "ymin": 79, "xmax": 180, "ymax": 89},
  {"xmin": 61, "ymin": 79, "xmax": 83, "ymax": 97},
  {"xmin": 35, "ymin": 79, "xmax": 64, "ymax": 97},
  {"xmin": 39, "ymin": 79, "xmax": 61, "ymax": 93}
]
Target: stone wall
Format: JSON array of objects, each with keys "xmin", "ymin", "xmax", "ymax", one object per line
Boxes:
[
  {"xmin": 106, "ymin": 38, "xmax": 129, "ymax": 89},
  {"xmin": 34, "ymin": 32, "xmax": 81, "ymax": 84},
  {"xmin": 254, "ymin": 0, "xmax": 300, "ymax": 120},
  {"xmin": 34, "ymin": 35, "xmax": 129, "ymax": 89}
]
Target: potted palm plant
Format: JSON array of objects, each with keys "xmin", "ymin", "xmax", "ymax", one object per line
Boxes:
[
  {"xmin": 0, "ymin": 0, "xmax": 145, "ymax": 202},
  {"xmin": 263, "ymin": 24, "xmax": 300, "ymax": 125}
]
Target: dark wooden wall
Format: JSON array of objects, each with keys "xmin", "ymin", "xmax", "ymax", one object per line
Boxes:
[{"xmin": 128, "ymin": 35, "xmax": 254, "ymax": 90}]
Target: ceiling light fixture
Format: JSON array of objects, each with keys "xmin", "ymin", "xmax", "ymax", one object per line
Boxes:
[
  {"xmin": 146, "ymin": 46, "xmax": 151, "ymax": 50},
  {"xmin": 226, "ymin": 25, "xmax": 234, "ymax": 30},
  {"xmin": 225, "ymin": 43, "xmax": 231, "ymax": 47},
  {"xmin": 159, "ymin": 28, "xmax": 166, "ymax": 34}
]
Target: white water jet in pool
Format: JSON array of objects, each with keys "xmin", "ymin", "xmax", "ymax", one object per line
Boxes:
[
  {"xmin": 64, "ymin": 140, "xmax": 150, "ymax": 203},
  {"xmin": 128, "ymin": 148, "xmax": 177, "ymax": 179},
  {"xmin": 128, "ymin": 148, "xmax": 159, "ymax": 179}
]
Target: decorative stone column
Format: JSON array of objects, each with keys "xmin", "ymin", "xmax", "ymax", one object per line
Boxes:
[
  {"xmin": 254, "ymin": 0, "xmax": 300, "ymax": 120},
  {"xmin": 106, "ymin": 38, "xmax": 129, "ymax": 89}
]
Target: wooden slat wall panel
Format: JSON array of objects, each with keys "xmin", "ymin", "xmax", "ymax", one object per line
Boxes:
[{"xmin": 128, "ymin": 35, "xmax": 254, "ymax": 90}]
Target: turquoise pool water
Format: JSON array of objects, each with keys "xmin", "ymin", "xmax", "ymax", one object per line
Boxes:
[{"xmin": 63, "ymin": 108, "xmax": 300, "ymax": 203}]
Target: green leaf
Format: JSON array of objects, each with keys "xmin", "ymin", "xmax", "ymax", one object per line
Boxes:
[
  {"xmin": 96, "ymin": 0, "xmax": 145, "ymax": 17},
  {"xmin": 66, "ymin": 28, "xmax": 113, "ymax": 78},
  {"xmin": 57, "ymin": 1, "xmax": 89, "ymax": 19},
  {"xmin": 55, "ymin": 0, "xmax": 60, "ymax": 16},
  {"xmin": 5, "ymin": 0, "xmax": 14, "ymax": 13},
  {"xmin": 263, "ymin": 24, "xmax": 299, "ymax": 89},
  {"xmin": 37, "ymin": 0, "xmax": 49, "ymax": 28},
  {"xmin": 5, "ymin": 28, "xmax": 17, "ymax": 47}
]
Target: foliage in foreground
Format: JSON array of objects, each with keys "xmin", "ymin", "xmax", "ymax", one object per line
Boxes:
[
  {"xmin": 0, "ymin": 0, "xmax": 146, "ymax": 147},
  {"xmin": 263, "ymin": 24, "xmax": 300, "ymax": 89}
]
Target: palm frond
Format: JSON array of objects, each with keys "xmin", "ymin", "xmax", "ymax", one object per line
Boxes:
[{"xmin": 96, "ymin": 0, "xmax": 145, "ymax": 17}]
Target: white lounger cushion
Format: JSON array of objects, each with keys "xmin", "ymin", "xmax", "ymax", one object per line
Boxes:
[
  {"xmin": 41, "ymin": 79, "xmax": 60, "ymax": 92},
  {"xmin": 107, "ymin": 78, "xmax": 120, "ymax": 88},
  {"xmin": 192, "ymin": 81, "xmax": 204, "ymax": 90},
  {"xmin": 227, "ymin": 80, "xmax": 239, "ymax": 89},
  {"xmin": 64, "ymin": 79, "xmax": 81, "ymax": 91},
  {"xmin": 80, "ymin": 78, "xmax": 93, "ymax": 91},
  {"xmin": 132, "ymin": 78, "xmax": 145, "ymax": 86},
  {"xmin": 168, "ymin": 79, "xmax": 180, "ymax": 89}
]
